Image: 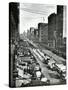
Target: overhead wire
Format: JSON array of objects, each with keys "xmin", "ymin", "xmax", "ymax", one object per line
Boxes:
[{"xmin": 20, "ymin": 8, "xmax": 49, "ymax": 15}]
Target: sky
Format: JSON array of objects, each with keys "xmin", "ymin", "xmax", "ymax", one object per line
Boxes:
[
  {"xmin": 19, "ymin": 3, "xmax": 66, "ymax": 37},
  {"xmin": 20, "ymin": 3, "xmax": 56, "ymax": 33}
]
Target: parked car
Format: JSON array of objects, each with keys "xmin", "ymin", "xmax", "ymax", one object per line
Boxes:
[
  {"xmin": 19, "ymin": 62, "xmax": 27, "ymax": 66},
  {"xmin": 47, "ymin": 58, "xmax": 56, "ymax": 70},
  {"xmin": 13, "ymin": 69, "xmax": 18, "ymax": 78},
  {"xmin": 44, "ymin": 55, "xmax": 50, "ymax": 64},
  {"xmin": 55, "ymin": 63, "xmax": 66, "ymax": 80},
  {"xmin": 41, "ymin": 77, "xmax": 50, "ymax": 85}
]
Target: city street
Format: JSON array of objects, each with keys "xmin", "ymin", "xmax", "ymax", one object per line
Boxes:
[
  {"xmin": 16, "ymin": 39, "xmax": 66, "ymax": 87},
  {"xmin": 27, "ymin": 39, "xmax": 66, "ymax": 84}
]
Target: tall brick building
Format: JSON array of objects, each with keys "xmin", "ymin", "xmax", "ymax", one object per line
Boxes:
[
  {"xmin": 48, "ymin": 6, "xmax": 65, "ymax": 49},
  {"xmin": 48, "ymin": 13, "xmax": 56, "ymax": 48},
  {"xmin": 34, "ymin": 29, "xmax": 39, "ymax": 42},
  {"xmin": 56, "ymin": 5, "xmax": 63, "ymax": 49},
  {"xmin": 38, "ymin": 23, "xmax": 48, "ymax": 44}
]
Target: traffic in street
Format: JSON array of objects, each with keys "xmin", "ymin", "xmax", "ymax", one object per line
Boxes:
[{"xmin": 15, "ymin": 39, "xmax": 66, "ymax": 87}]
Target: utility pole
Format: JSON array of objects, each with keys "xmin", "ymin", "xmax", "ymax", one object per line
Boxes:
[
  {"xmin": 40, "ymin": 17, "xmax": 45, "ymax": 23},
  {"xmin": 43, "ymin": 17, "xmax": 45, "ymax": 23}
]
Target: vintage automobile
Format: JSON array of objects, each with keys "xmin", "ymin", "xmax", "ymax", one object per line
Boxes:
[
  {"xmin": 30, "ymin": 65, "xmax": 50, "ymax": 85},
  {"xmin": 41, "ymin": 77, "xmax": 50, "ymax": 85},
  {"xmin": 44, "ymin": 55, "xmax": 50, "ymax": 64},
  {"xmin": 13, "ymin": 69, "xmax": 18, "ymax": 78},
  {"xmin": 30, "ymin": 55, "xmax": 35, "ymax": 59},
  {"xmin": 55, "ymin": 63, "xmax": 66, "ymax": 80},
  {"xmin": 47, "ymin": 58, "xmax": 56, "ymax": 70},
  {"xmin": 19, "ymin": 62, "xmax": 27, "ymax": 66},
  {"xmin": 30, "ymin": 70, "xmax": 50, "ymax": 85},
  {"xmin": 19, "ymin": 52, "xmax": 24, "ymax": 57}
]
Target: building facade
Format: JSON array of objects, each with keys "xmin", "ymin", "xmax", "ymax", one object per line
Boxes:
[
  {"xmin": 30, "ymin": 27, "xmax": 35, "ymax": 41},
  {"xmin": 48, "ymin": 5, "xmax": 66, "ymax": 58},
  {"xmin": 9, "ymin": 2, "xmax": 20, "ymax": 87},
  {"xmin": 56, "ymin": 5, "xmax": 63, "ymax": 49},
  {"xmin": 48, "ymin": 13, "xmax": 57, "ymax": 48},
  {"xmin": 48, "ymin": 6, "xmax": 65, "ymax": 49},
  {"xmin": 34, "ymin": 29, "xmax": 39, "ymax": 42},
  {"xmin": 38, "ymin": 23, "xmax": 48, "ymax": 44},
  {"xmin": 27, "ymin": 30, "xmax": 31, "ymax": 40}
]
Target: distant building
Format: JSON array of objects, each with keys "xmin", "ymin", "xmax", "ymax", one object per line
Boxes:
[
  {"xmin": 20, "ymin": 31, "xmax": 27, "ymax": 40},
  {"xmin": 34, "ymin": 29, "xmax": 39, "ymax": 42},
  {"xmin": 38, "ymin": 23, "xmax": 48, "ymax": 44},
  {"xmin": 27, "ymin": 30, "xmax": 31, "ymax": 40},
  {"xmin": 30, "ymin": 27, "xmax": 35, "ymax": 41}
]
